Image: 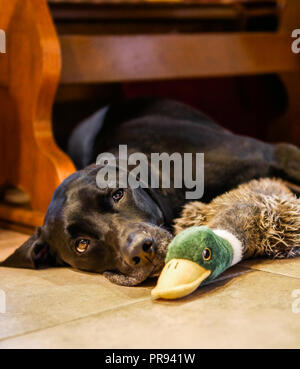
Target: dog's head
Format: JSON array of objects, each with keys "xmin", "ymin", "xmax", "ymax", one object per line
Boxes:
[{"xmin": 1, "ymin": 166, "xmax": 173, "ymax": 285}]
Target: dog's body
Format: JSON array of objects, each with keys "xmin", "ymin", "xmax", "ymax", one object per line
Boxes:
[{"xmin": 2, "ymin": 98, "xmax": 300, "ymax": 285}]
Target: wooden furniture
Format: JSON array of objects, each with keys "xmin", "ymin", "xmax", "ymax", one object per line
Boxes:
[
  {"xmin": 0, "ymin": 0, "xmax": 299, "ymax": 232},
  {"xmin": 0, "ymin": 0, "xmax": 75, "ymax": 232}
]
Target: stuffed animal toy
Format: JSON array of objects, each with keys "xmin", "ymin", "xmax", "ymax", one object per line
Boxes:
[{"xmin": 152, "ymin": 178, "xmax": 300, "ymax": 300}]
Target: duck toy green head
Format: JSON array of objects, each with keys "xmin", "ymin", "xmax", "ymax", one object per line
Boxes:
[{"xmin": 151, "ymin": 226, "xmax": 241, "ymax": 300}]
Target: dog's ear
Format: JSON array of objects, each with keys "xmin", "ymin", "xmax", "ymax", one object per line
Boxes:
[{"xmin": 0, "ymin": 227, "xmax": 58, "ymax": 269}]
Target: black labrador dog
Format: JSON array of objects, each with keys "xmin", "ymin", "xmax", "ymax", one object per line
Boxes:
[{"xmin": 2, "ymin": 98, "xmax": 300, "ymax": 285}]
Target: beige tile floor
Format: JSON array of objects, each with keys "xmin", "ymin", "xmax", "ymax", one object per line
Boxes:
[{"xmin": 0, "ymin": 228, "xmax": 300, "ymax": 349}]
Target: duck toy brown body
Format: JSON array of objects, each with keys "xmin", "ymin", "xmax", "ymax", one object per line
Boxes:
[{"xmin": 152, "ymin": 178, "xmax": 300, "ymax": 300}]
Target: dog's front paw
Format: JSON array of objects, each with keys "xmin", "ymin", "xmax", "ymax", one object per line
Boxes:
[{"xmin": 103, "ymin": 270, "xmax": 146, "ymax": 286}]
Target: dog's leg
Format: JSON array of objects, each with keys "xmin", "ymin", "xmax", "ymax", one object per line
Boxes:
[
  {"xmin": 273, "ymin": 143, "xmax": 300, "ymax": 185},
  {"xmin": 103, "ymin": 270, "xmax": 153, "ymax": 286}
]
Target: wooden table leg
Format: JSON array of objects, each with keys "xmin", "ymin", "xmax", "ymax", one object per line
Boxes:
[{"xmin": 0, "ymin": 0, "xmax": 75, "ymax": 232}]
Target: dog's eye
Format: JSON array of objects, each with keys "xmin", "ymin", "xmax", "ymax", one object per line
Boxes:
[
  {"xmin": 202, "ymin": 247, "xmax": 212, "ymax": 261},
  {"xmin": 112, "ymin": 189, "xmax": 124, "ymax": 202},
  {"xmin": 75, "ymin": 239, "xmax": 90, "ymax": 254}
]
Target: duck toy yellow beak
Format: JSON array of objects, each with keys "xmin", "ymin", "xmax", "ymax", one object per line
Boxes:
[
  {"xmin": 151, "ymin": 258, "xmax": 211, "ymax": 299},
  {"xmin": 151, "ymin": 226, "xmax": 236, "ymax": 300}
]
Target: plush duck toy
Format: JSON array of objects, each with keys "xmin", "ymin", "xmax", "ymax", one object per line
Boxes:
[{"xmin": 152, "ymin": 178, "xmax": 300, "ymax": 299}]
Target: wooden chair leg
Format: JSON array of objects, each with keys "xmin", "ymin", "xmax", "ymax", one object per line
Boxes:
[{"xmin": 0, "ymin": 0, "xmax": 75, "ymax": 232}]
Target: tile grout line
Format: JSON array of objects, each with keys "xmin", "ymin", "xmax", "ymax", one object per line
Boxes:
[
  {"xmin": 0, "ymin": 296, "xmax": 152, "ymax": 344},
  {"xmin": 1, "ymin": 266, "xmax": 298, "ymax": 344},
  {"xmin": 243, "ymin": 266, "xmax": 300, "ymax": 280},
  {"xmin": 0, "ymin": 270, "xmax": 247, "ymax": 343},
  {"xmin": 0, "ymin": 268, "xmax": 255, "ymax": 343}
]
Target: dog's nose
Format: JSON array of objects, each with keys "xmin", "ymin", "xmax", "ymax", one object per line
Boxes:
[{"xmin": 123, "ymin": 233, "xmax": 156, "ymax": 267}]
